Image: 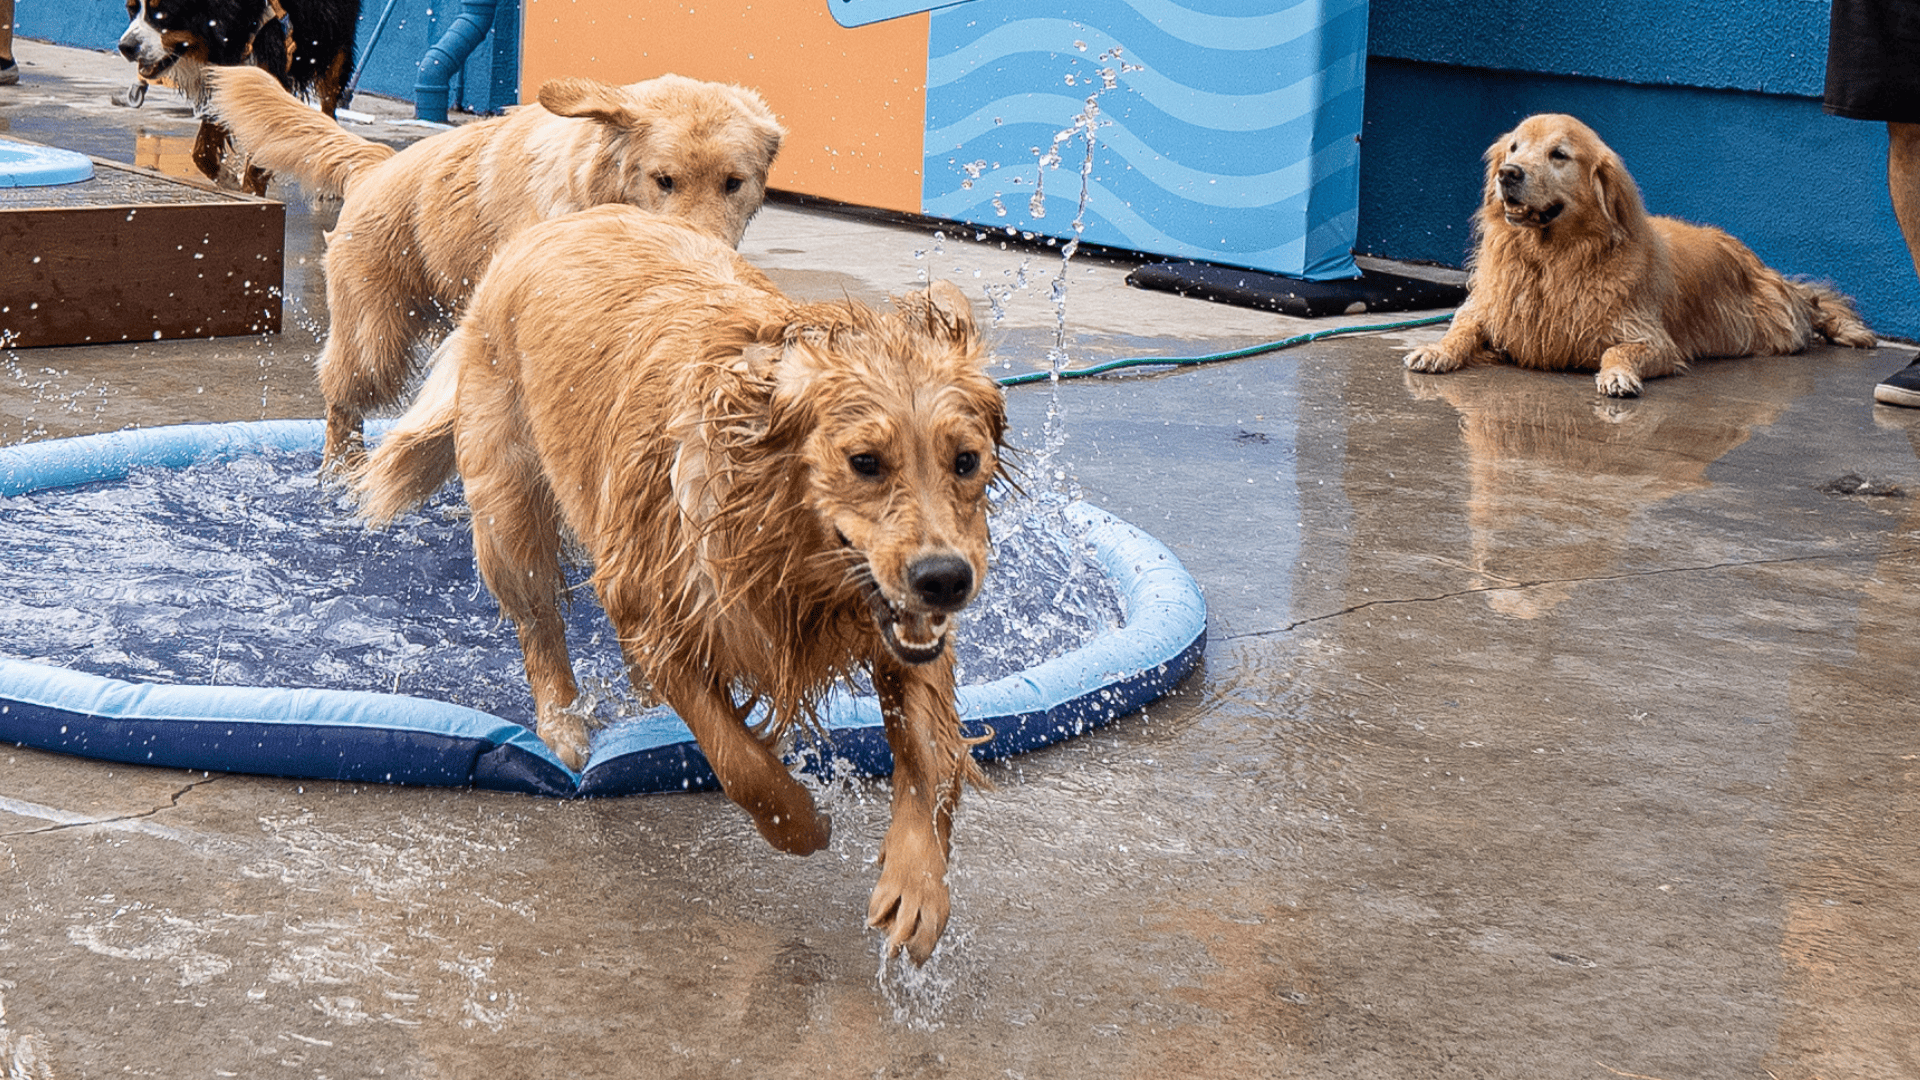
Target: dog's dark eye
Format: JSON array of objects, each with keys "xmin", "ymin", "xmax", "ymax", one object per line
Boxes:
[
  {"xmin": 954, "ymin": 451, "xmax": 980, "ymax": 477},
  {"xmin": 725, "ymin": 176, "xmax": 744, "ymax": 194},
  {"xmin": 655, "ymin": 175, "xmax": 675, "ymax": 193},
  {"xmin": 849, "ymin": 453, "xmax": 881, "ymax": 477},
  {"xmin": 1549, "ymin": 147, "xmax": 1570, "ymax": 162}
]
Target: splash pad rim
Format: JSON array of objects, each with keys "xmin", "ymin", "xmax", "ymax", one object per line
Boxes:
[
  {"xmin": 0, "ymin": 141, "xmax": 95, "ymax": 188},
  {"xmin": 0, "ymin": 420, "xmax": 1206, "ymax": 798}
]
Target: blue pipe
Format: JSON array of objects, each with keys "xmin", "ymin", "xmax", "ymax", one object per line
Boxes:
[
  {"xmin": 413, "ymin": 0, "xmax": 498, "ymax": 123},
  {"xmin": 345, "ymin": 0, "xmax": 403, "ymax": 105}
]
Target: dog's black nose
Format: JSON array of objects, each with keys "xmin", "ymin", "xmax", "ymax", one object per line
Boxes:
[
  {"xmin": 118, "ymin": 42, "xmax": 140, "ymax": 61},
  {"xmin": 1497, "ymin": 163, "xmax": 1525, "ymax": 188},
  {"xmin": 908, "ymin": 555, "xmax": 974, "ymax": 611}
]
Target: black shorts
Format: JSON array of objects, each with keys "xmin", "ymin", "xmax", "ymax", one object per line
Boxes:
[{"xmin": 1826, "ymin": 0, "xmax": 1920, "ymax": 123}]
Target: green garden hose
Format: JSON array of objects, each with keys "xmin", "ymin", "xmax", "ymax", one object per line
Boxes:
[{"xmin": 995, "ymin": 312, "xmax": 1455, "ymax": 387}]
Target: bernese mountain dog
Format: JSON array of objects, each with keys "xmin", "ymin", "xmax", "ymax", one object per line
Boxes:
[{"xmin": 117, "ymin": 0, "xmax": 361, "ymax": 194}]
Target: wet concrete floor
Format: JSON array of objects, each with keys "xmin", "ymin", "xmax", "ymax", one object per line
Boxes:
[{"xmin": 3, "ymin": 38, "xmax": 1920, "ymax": 1080}]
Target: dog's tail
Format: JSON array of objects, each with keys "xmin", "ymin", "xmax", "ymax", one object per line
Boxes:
[
  {"xmin": 1794, "ymin": 280, "xmax": 1879, "ymax": 350},
  {"xmin": 353, "ymin": 343, "xmax": 461, "ymax": 526},
  {"xmin": 206, "ymin": 66, "xmax": 395, "ymax": 197}
]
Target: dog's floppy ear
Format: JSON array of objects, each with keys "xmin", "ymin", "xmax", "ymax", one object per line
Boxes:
[
  {"xmin": 736, "ymin": 325, "xmax": 828, "ymax": 435},
  {"xmin": 739, "ymin": 340, "xmax": 784, "ymax": 381},
  {"xmin": 744, "ymin": 320, "xmax": 833, "ymax": 399},
  {"xmin": 751, "ymin": 119, "xmax": 785, "ymax": 172},
  {"xmin": 893, "ymin": 280, "xmax": 978, "ymax": 345},
  {"xmin": 1591, "ymin": 147, "xmax": 1645, "ymax": 243},
  {"xmin": 538, "ymin": 77, "xmax": 642, "ymax": 128},
  {"xmin": 728, "ymin": 86, "xmax": 787, "ymax": 169}
]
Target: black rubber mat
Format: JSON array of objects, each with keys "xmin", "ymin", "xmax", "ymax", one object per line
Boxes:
[{"xmin": 1127, "ymin": 260, "xmax": 1466, "ymax": 317}]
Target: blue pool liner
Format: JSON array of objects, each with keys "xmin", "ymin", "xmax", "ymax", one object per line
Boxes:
[
  {"xmin": 0, "ymin": 141, "xmax": 95, "ymax": 188},
  {"xmin": 0, "ymin": 421, "xmax": 1207, "ymax": 797}
]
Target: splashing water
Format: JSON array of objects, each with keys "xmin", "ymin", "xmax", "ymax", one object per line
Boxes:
[
  {"xmin": 875, "ymin": 915, "xmax": 984, "ymax": 1032},
  {"xmin": 986, "ymin": 45, "xmax": 1137, "ymax": 500},
  {"xmin": 0, "ymin": 451, "xmax": 1124, "ymax": 735}
]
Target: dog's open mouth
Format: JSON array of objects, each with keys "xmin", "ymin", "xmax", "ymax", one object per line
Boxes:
[
  {"xmin": 136, "ymin": 51, "xmax": 182, "ymax": 82},
  {"xmin": 861, "ymin": 583, "xmax": 952, "ymax": 665},
  {"xmin": 1503, "ymin": 199, "xmax": 1564, "ymax": 228},
  {"xmin": 843, "ymin": 550, "xmax": 950, "ymax": 666},
  {"xmin": 876, "ymin": 602, "xmax": 952, "ymax": 666}
]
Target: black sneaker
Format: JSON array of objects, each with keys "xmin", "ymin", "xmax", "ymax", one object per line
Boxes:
[
  {"xmin": 1874, "ymin": 354, "xmax": 1920, "ymax": 408},
  {"xmin": 0, "ymin": 60, "xmax": 17, "ymax": 87}
]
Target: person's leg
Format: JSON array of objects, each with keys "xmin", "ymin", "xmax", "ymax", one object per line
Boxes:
[
  {"xmin": 1889, "ymin": 122, "xmax": 1920, "ymax": 276},
  {"xmin": 0, "ymin": 0, "xmax": 17, "ymax": 85},
  {"xmin": 1873, "ymin": 122, "xmax": 1920, "ymax": 405}
]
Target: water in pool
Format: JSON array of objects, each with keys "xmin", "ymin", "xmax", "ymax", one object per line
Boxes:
[{"xmin": 0, "ymin": 449, "xmax": 1125, "ymax": 737}]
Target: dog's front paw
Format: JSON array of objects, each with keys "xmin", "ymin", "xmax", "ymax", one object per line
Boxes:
[
  {"xmin": 1404, "ymin": 344, "xmax": 1466, "ymax": 374},
  {"xmin": 1595, "ymin": 368, "xmax": 1643, "ymax": 397},
  {"xmin": 754, "ymin": 807, "xmax": 832, "ymax": 856},
  {"xmin": 536, "ymin": 711, "xmax": 591, "ymax": 772},
  {"xmin": 868, "ymin": 835, "xmax": 950, "ymax": 966}
]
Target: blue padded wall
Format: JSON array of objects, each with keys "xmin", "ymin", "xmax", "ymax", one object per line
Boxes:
[{"xmin": 922, "ymin": 0, "xmax": 1368, "ymax": 281}]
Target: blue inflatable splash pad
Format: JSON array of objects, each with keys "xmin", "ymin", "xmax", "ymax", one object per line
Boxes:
[
  {"xmin": 0, "ymin": 142, "xmax": 95, "ymax": 188},
  {"xmin": 0, "ymin": 421, "xmax": 1206, "ymax": 798}
]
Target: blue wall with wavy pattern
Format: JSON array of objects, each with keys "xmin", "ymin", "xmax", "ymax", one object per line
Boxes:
[{"xmin": 922, "ymin": 0, "xmax": 1368, "ymax": 281}]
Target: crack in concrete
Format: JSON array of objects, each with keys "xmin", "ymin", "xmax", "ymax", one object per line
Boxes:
[
  {"xmin": 0, "ymin": 776, "xmax": 221, "ymax": 838},
  {"xmin": 1223, "ymin": 545, "xmax": 1918, "ymax": 641}
]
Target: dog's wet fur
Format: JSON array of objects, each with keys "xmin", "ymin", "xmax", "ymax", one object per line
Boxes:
[
  {"xmin": 206, "ymin": 65, "xmax": 784, "ymax": 463},
  {"xmin": 1406, "ymin": 113, "xmax": 1876, "ymax": 396},
  {"xmin": 354, "ymin": 206, "xmax": 1008, "ymax": 965}
]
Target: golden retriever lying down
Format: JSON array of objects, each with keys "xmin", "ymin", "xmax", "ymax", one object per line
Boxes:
[
  {"xmin": 1405, "ymin": 113, "xmax": 1875, "ymax": 396},
  {"xmin": 355, "ymin": 205, "xmax": 1007, "ymax": 964},
  {"xmin": 207, "ymin": 65, "xmax": 784, "ymax": 463}
]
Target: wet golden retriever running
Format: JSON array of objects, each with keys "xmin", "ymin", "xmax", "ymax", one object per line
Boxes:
[
  {"xmin": 207, "ymin": 65, "xmax": 784, "ymax": 463},
  {"xmin": 355, "ymin": 205, "xmax": 1007, "ymax": 964},
  {"xmin": 1405, "ymin": 113, "xmax": 1875, "ymax": 396}
]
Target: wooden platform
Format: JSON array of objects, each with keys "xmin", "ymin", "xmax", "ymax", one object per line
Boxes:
[{"xmin": 0, "ymin": 140, "xmax": 283, "ymax": 349}]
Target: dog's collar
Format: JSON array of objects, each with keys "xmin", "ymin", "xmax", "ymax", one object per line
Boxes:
[{"xmin": 260, "ymin": 0, "xmax": 292, "ymax": 36}]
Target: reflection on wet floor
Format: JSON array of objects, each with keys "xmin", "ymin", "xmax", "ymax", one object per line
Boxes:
[
  {"xmin": 1770, "ymin": 421, "xmax": 1920, "ymax": 1078},
  {"xmin": 131, "ymin": 130, "xmax": 199, "ymax": 181},
  {"xmin": 1404, "ymin": 362, "xmax": 1812, "ymax": 618}
]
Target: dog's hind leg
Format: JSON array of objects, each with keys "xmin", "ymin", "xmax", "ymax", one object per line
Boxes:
[
  {"xmin": 652, "ymin": 671, "xmax": 832, "ymax": 856},
  {"xmin": 462, "ymin": 426, "xmax": 591, "ymax": 770},
  {"xmin": 866, "ymin": 654, "xmax": 984, "ymax": 965},
  {"xmin": 319, "ymin": 248, "xmax": 437, "ymax": 469},
  {"xmin": 1797, "ymin": 281, "xmax": 1878, "ymax": 349}
]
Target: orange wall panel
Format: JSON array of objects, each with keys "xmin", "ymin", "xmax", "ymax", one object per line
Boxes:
[{"xmin": 521, "ymin": 0, "xmax": 930, "ymax": 214}]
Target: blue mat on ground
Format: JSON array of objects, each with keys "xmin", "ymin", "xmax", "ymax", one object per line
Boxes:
[
  {"xmin": 0, "ymin": 421, "xmax": 1207, "ymax": 798},
  {"xmin": 1127, "ymin": 261, "xmax": 1466, "ymax": 317}
]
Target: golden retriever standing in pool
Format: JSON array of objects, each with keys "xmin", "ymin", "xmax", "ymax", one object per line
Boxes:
[
  {"xmin": 207, "ymin": 65, "xmax": 784, "ymax": 463},
  {"xmin": 354, "ymin": 205, "xmax": 1007, "ymax": 964},
  {"xmin": 1405, "ymin": 113, "xmax": 1876, "ymax": 396}
]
